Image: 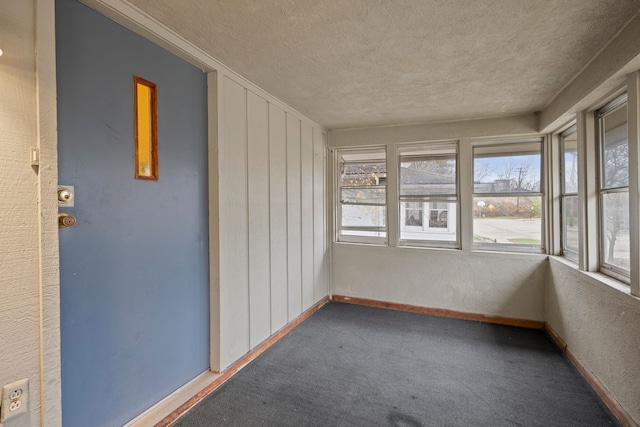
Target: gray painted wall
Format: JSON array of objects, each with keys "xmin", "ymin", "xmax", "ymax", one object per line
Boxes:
[{"xmin": 56, "ymin": 1, "xmax": 209, "ymax": 426}]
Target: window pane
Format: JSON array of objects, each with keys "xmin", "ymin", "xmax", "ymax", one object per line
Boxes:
[
  {"xmin": 562, "ymin": 131, "xmax": 578, "ymax": 194},
  {"xmin": 338, "ymin": 148, "xmax": 386, "ymax": 240},
  {"xmin": 601, "ymin": 104, "xmax": 628, "ymax": 189},
  {"xmin": 400, "ymin": 157, "xmax": 456, "ymax": 196},
  {"xmin": 341, "ymin": 205, "xmax": 386, "ymax": 231},
  {"xmin": 341, "ymin": 161, "xmax": 386, "ymax": 187},
  {"xmin": 473, "ymin": 196, "xmax": 541, "ymax": 245},
  {"xmin": 340, "ymin": 188, "xmax": 385, "ymax": 205},
  {"xmin": 562, "ymin": 195, "xmax": 579, "ymax": 254},
  {"xmin": 400, "ymin": 201, "xmax": 456, "ymax": 242},
  {"xmin": 601, "ymin": 192, "xmax": 629, "ymax": 271},
  {"xmin": 474, "ymin": 142, "xmax": 542, "ymax": 194}
]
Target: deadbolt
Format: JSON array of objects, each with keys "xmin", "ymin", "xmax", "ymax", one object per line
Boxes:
[
  {"xmin": 58, "ymin": 186, "xmax": 75, "ymax": 207},
  {"xmin": 58, "ymin": 213, "xmax": 76, "ymax": 229}
]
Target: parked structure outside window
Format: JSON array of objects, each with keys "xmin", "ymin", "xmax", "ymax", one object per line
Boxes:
[{"xmin": 398, "ymin": 143, "xmax": 458, "ymax": 247}]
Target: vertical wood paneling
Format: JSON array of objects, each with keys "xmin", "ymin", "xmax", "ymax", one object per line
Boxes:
[
  {"xmin": 286, "ymin": 114, "xmax": 302, "ymax": 320},
  {"xmin": 269, "ymin": 103, "xmax": 289, "ymax": 332},
  {"xmin": 208, "ymin": 72, "xmax": 221, "ymax": 372},
  {"xmin": 313, "ymin": 128, "xmax": 327, "ymax": 301},
  {"xmin": 301, "ymin": 122, "xmax": 315, "ymax": 310},
  {"xmin": 219, "ymin": 76, "xmax": 249, "ymax": 366},
  {"xmin": 216, "ymin": 77, "xmax": 327, "ymax": 369},
  {"xmin": 247, "ymin": 91, "xmax": 271, "ymax": 347}
]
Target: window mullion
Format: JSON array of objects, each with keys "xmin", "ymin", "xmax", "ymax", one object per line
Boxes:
[
  {"xmin": 386, "ymin": 144, "xmax": 399, "ymax": 247},
  {"xmin": 459, "ymin": 139, "xmax": 473, "ymax": 251},
  {"xmin": 577, "ymin": 110, "xmax": 598, "ymax": 271},
  {"xmin": 627, "ymin": 72, "xmax": 640, "ymax": 296}
]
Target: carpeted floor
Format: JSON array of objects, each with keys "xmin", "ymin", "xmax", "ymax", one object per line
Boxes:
[{"xmin": 175, "ymin": 302, "xmax": 620, "ymax": 426}]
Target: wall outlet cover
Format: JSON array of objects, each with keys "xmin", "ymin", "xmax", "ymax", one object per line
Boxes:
[{"xmin": 1, "ymin": 378, "xmax": 29, "ymax": 422}]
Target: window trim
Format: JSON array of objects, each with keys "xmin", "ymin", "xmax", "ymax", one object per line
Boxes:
[
  {"xmin": 596, "ymin": 94, "xmax": 630, "ymax": 281},
  {"xmin": 397, "ymin": 141, "xmax": 460, "ymax": 249},
  {"xmin": 336, "ymin": 147, "xmax": 388, "ymax": 245},
  {"xmin": 559, "ymin": 124, "xmax": 578, "ymax": 261},
  {"xmin": 471, "ymin": 139, "xmax": 545, "ymax": 253}
]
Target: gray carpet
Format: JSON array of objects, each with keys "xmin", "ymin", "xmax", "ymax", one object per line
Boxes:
[{"xmin": 175, "ymin": 302, "xmax": 620, "ymax": 426}]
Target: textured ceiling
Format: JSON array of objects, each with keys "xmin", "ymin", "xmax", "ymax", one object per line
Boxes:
[{"xmin": 127, "ymin": 0, "xmax": 640, "ymax": 129}]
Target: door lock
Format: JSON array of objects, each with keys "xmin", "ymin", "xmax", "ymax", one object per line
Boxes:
[
  {"xmin": 58, "ymin": 186, "xmax": 74, "ymax": 207},
  {"xmin": 58, "ymin": 213, "xmax": 76, "ymax": 229}
]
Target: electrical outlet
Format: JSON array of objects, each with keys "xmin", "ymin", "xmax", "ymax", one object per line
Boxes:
[{"xmin": 1, "ymin": 378, "xmax": 28, "ymax": 423}]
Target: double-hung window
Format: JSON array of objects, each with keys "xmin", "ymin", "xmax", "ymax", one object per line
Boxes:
[
  {"xmin": 337, "ymin": 148, "xmax": 387, "ymax": 243},
  {"xmin": 597, "ymin": 94, "xmax": 629, "ymax": 279},
  {"xmin": 560, "ymin": 126, "xmax": 579, "ymax": 260},
  {"xmin": 399, "ymin": 143, "xmax": 458, "ymax": 247},
  {"xmin": 472, "ymin": 140, "xmax": 544, "ymax": 252}
]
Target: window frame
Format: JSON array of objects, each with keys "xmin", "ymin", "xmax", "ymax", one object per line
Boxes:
[
  {"xmin": 560, "ymin": 124, "xmax": 579, "ymax": 261},
  {"xmin": 471, "ymin": 138, "xmax": 545, "ymax": 253},
  {"xmin": 397, "ymin": 141, "xmax": 460, "ymax": 249},
  {"xmin": 336, "ymin": 147, "xmax": 387, "ymax": 245},
  {"xmin": 596, "ymin": 93, "xmax": 630, "ymax": 282}
]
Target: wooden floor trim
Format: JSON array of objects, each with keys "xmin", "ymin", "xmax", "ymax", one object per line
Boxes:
[
  {"xmin": 545, "ymin": 325, "xmax": 637, "ymax": 427},
  {"xmin": 331, "ymin": 295, "xmax": 545, "ymax": 329},
  {"xmin": 156, "ymin": 296, "xmax": 330, "ymax": 427}
]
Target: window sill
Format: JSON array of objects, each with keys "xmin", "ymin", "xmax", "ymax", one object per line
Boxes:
[
  {"xmin": 332, "ymin": 241, "xmax": 548, "ymax": 261},
  {"xmin": 335, "ymin": 239, "xmax": 387, "ymax": 247}
]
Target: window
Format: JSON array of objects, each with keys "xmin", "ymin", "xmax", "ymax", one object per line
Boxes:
[
  {"xmin": 597, "ymin": 94, "xmax": 629, "ymax": 278},
  {"xmin": 560, "ymin": 125, "xmax": 578, "ymax": 260},
  {"xmin": 134, "ymin": 76, "xmax": 158, "ymax": 180},
  {"xmin": 399, "ymin": 143, "xmax": 458, "ymax": 247},
  {"xmin": 337, "ymin": 148, "xmax": 386, "ymax": 243},
  {"xmin": 473, "ymin": 140, "xmax": 543, "ymax": 251}
]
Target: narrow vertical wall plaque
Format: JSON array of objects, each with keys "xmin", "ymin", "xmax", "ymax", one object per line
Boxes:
[{"xmin": 134, "ymin": 76, "xmax": 158, "ymax": 180}]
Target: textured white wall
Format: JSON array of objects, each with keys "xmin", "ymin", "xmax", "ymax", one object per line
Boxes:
[
  {"xmin": 547, "ymin": 258, "xmax": 640, "ymax": 425},
  {"xmin": 215, "ymin": 74, "xmax": 329, "ymax": 370},
  {"xmin": 332, "ymin": 244, "xmax": 547, "ymax": 321},
  {"xmin": 0, "ymin": 1, "xmax": 41, "ymax": 426}
]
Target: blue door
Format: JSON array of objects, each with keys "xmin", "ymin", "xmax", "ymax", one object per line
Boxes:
[{"xmin": 56, "ymin": 1, "xmax": 210, "ymax": 426}]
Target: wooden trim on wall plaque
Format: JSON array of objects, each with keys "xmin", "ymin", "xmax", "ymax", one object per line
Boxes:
[
  {"xmin": 331, "ymin": 295, "xmax": 546, "ymax": 329},
  {"xmin": 134, "ymin": 75, "xmax": 159, "ymax": 180},
  {"xmin": 156, "ymin": 296, "xmax": 330, "ymax": 427}
]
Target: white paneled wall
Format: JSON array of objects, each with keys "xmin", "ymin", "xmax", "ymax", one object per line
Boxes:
[
  {"xmin": 286, "ymin": 115, "xmax": 303, "ymax": 320},
  {"xmin": 217, "ymin": 74, "xmax": 328, "ymax": 369},
  {"xmin": 247, "ymin": 91, "xmax": 271, "ymax": 348},
  {"xmin": 219, "ymin": 77, "xmax": 250, "ymax": 364}
]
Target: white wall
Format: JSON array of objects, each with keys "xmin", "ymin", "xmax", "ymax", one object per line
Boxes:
[
  {"xmin": 0, "ymin": 3, "xmax": 40, "ymax": 425},
  {"xmin": 214, "ymin": 74, "xmax": 328, "ymax": 370},
  {"xmin": 0, "ymin": 0, "xmax": 60, "ymax": 426},
  {"xmin": 547, "ymin": 258, "xmax": 640, "ymax": 424},
  {"xmin": 332, "ymin": 245, "xmax": 547, "ymax": 321}
]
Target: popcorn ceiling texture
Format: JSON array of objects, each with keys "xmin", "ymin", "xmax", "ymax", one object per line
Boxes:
[{"xmin": 128, "ymin": 0, "xmax": 640, "ymax": 129}]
